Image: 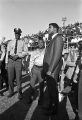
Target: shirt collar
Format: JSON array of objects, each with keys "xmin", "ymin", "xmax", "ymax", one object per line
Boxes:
[{"xmin": 52, "ymin": 33, "xmax": 58, "ymax": 39}]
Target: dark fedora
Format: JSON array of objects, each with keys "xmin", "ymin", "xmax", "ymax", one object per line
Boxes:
[{"xmin": 14, "ymin": 28, "xmax": 22, "ymax": 35}]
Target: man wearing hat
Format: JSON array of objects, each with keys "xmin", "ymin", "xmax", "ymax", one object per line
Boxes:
[
  {"xmin": 5, "ymin": 28, "xmax": 28, "ymax": 100},
  {"xmin": 41, "ymin": 23, "xmax": 64, "ymax": 118}
]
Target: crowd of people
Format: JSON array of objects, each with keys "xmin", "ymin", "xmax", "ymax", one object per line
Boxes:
[{"xmin": 0, "ymin": 22, "xmax": 82, "ymax": 120}]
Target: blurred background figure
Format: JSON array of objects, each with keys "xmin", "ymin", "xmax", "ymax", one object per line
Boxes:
[{"xmin": 0, "ymin": 41, "xmax": 9, "ymax": 91}]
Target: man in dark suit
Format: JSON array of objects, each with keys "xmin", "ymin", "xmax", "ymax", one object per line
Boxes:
[{"xmin": 40, "ymin": 23, "xmax": 64, "ymax": 117}]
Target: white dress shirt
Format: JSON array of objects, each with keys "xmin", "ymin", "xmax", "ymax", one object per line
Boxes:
[
  {"xmin": 5, "ymin": 39, "xmax": 28, "ymax": 63},
  {"xmin": 28, "ymin": 48, "xmax": 45, "ymax": 72},
  {"xmin": 52, "ymin": 33, "xmax": 58, "ymax": 39}
]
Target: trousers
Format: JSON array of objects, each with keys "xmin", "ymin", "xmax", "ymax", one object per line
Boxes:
[
  {"xmin": 8, "ymin": 58, "xmax": 22, "ymax": 93},
  {"xmin": 30, "ymin": 65, "xmax": 43, "ymax": 88}
]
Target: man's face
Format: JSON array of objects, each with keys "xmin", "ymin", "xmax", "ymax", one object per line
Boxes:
[
  {"xmin": 24, "ymin": 37, "xmax": 29, "ymax": 44},
  {"xmin": 64, "ymin": 53, "xmax": 68, "ymax": 61},
  {"xmin": 38, "ymin": 40, "xmax": 44, "ymax": 49},
  {"xmin": 48, "ymin": 25, "xmax": 56, "ymax": 35},
  {"xmin": 15, "ymin": 33, "xmax": 20, "ymax": 40}
]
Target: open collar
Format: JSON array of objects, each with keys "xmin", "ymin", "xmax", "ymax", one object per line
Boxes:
[{"xmin": 52, "ymin": 33, "xmax": 58, "ymax": 39}]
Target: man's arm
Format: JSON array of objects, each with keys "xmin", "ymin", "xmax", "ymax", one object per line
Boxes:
[
  {"xmin": 48, "ymin": 36, "xmax": 64, "ymax": 74},
  {"xmin": 5, "ymin": 43, "xmax": 10, "ymax": 64},
  {"xmin": 0, "ymin": 45, "xmax": 5, "ymax": 61}
]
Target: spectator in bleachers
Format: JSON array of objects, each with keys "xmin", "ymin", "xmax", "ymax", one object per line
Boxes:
[
  {"xmin": 74, "ymin": 23, "xmax": 80, "ymax": 35},
  {"xmin": 79, "ymin": 23, "xmax": 82, "ymax": 35}
]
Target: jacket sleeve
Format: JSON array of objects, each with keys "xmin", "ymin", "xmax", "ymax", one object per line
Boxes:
[{"xmin": 48, "ymin": 36, "xmax": 64, "ymax": 73}]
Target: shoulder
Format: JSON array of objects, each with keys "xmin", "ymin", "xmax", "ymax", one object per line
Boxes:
[
  {"xmin": 53, "ymin": 34, "xmax": 63, "ymax": 44},
  {"xmin": 56, "ymin": 34, "xmax": 63, "ymax": 41},
  {"xmin": 19, "ymin": 39, "xmax": 24, "ymax": 45},
  {"xmin": 19, "ymin": 38, "xmax": 23, "ymax": 42},
  {"xmin": 1, "ymin": 44, "xmax": 5, "ymax": 49},
  {"xmin": 8, "ymin": 40, "xmax": 13, "ymax": 46}
]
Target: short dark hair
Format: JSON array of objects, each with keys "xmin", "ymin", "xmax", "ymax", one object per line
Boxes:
[
  {"xmin": 38, "ymin": 38, "xmax": 45, "ymax": 48},
  {"xmin": 49, "ymin": 23, "xmax": 59, "ymax": 32},
  {"xmin": 24, "ymin": 36, "xmax": 28, "ymax": 39}
]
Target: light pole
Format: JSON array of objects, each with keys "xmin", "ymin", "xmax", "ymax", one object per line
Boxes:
[{"xmin": 62, "ymin": 17, "xmax": 67, "ymax": 27}]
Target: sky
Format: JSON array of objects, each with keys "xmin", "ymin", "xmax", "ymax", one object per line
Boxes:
[{"xmin": 0, "ymin": 0, "xmax": 82, "ymax": 40}]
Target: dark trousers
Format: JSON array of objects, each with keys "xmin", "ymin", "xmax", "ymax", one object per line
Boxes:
[
  {"xmin": 71, "ymin": 82, "xmax": 78, "ymax": 110},
  {"xmin": 46, "ymin": 75, "xmax": 58, "ymax": 114},
  {"xmin": 0, "ymin": 60, "xmax": 8, "ymax": 89},
  {"xmin": 8, "ymin": 58, "xmax": 22, "ymax": 94},
  {"xmin": 0, "ymin": 74, "xmax": 3, "ymax": 89},
  {"xmin": 78, "ymin": 70, "xmax": 82, "ymax": 120}
]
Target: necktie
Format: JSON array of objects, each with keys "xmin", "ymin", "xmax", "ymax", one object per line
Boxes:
[{"xmin": 14, "ymin": 40, "xmax": 18, "ymax": 54}]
